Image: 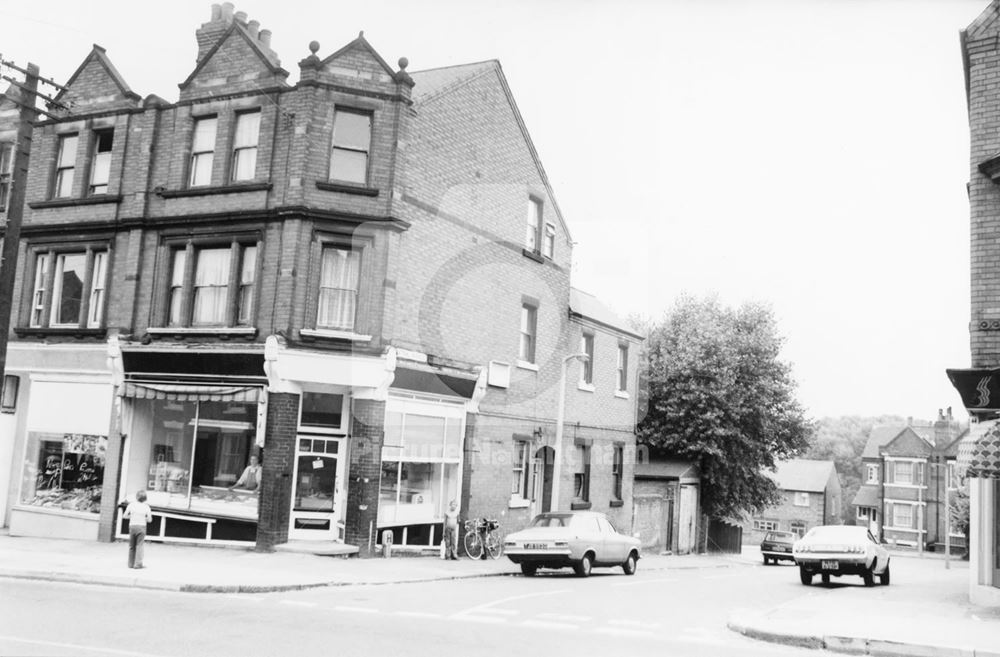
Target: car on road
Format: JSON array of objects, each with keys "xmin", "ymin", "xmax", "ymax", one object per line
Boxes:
[
  {"xmin": 504, "ymin": 511, "xmax": 641, "ymax": 577},
  {"xmin": 760, "ymin": 530, "xmax": 797, "ymax": 564},
  {"xmin": 792, "ymin": 525, "xmax": 890, "ymax": 587}
]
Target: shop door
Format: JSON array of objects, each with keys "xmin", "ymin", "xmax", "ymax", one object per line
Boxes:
[{"xmin": 289, "ymin": 436, "xmax": 346, "ymax": 541}]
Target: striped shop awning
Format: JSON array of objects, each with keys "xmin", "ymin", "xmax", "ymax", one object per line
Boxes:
[
  {"xmin": 120, "ymin": 381, "xmax": 262, "ymax": 403},
  {"xmin": 958, "ymin": 420, "xmax": 1000, "ymax": 480}
]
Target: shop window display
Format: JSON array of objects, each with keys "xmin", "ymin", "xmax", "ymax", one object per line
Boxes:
[
  {"xmin": 20, "ymin": 432, "xmax": 106, "ymax": 513},
  {"xmin": 128, "ymin": 398, "xmax": 259, "ymax": 520}
]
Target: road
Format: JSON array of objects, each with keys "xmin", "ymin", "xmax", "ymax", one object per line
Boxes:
[{"xmin": 0, "ymin": 559, "xmax": 823, "ymax": 657}]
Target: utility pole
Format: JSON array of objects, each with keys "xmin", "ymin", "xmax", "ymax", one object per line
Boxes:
[{"xmin": 0, "ymin": 59, "xmax": 66, "ymax": 384}]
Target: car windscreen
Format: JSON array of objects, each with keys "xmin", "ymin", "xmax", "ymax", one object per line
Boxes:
[
  {"xmin": 765, "ymin": 532, "xmax": 792, "ymax": 542},
  {"xmin": 530, "ymin": 514, "xmax": 573, "ymax": 528}
]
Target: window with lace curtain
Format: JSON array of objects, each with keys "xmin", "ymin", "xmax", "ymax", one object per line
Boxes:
[
  {"xmin": 317, "ymin": 245, "xmax": 361, "ymax": 331},
  {"xmin": 165, "ymin": 240, "xmax": 257, "ymax": 328},
  {"xmin": 188, "ymin": 116, "xmax": 217, "ymax": 187},
  {"xmin": 231, "ymin": 110, "xmax": 260, "ymax": 181}
]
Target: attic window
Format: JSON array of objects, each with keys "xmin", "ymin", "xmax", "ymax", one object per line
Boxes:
[
  {"xmin": 231, "ymin": 111, "xmax": 261, "ymax": 182},
  {"xmin": 54, "ymin": 134, "xmax": 78, "ymax": 198},
  {"xmin": 89, "ymin": 130, "xmax": 114, "ymax": 195},
  {"xmin": 189, "ymin": 116, "xmax": 218, "ymax": 187},
  {"xmin": 329, "ymin": 109, "xmax": 371, "ymax": 185}
]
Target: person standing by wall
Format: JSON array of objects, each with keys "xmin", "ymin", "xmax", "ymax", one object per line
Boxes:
[
  {"xmin": 443, "ymin": 500, "xmax": 459, "ymax": 560},
  {"xmin": 123, "ymin": 490, "xmax": 153, "ymax": 569}
]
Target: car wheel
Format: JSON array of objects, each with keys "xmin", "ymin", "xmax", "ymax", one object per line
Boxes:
[
  {"xmin": 622, "ymin": 552, "xmax": 637, "ymax": 576},
  {"xmin": 862, "ymin": 560, "xmax": 875, "ymax": 587},
  {"xmin": 879, "ymin": 562, "xmax": 890, "ymax": 586},
  {"xmin": 575, "ymin": 553, "xmax": 593, "ymax": 578},
  {"xmin": 520, "ymin": 563, "xmax": 537, "ymax": 577},
  {"xmin": 799, "ymin": 566, "xmax": 812, "ymax": 585},
  {"xmin": 821, "ymin": 573, "xmax": 830, "ymax": 585}
]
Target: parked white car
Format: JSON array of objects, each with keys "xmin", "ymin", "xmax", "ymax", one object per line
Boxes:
[
  {"xmin": 793, "ymin": 525, "xmax": 891, "ymax": 587},
  {"xmin": 504, "ymin": 511, "xmax": 641, "ymax": 577}
]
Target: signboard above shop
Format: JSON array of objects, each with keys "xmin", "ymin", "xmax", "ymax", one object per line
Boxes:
[{"xmin": 946, "ymin": 368, "xmax": 1000, "ymax": 417}]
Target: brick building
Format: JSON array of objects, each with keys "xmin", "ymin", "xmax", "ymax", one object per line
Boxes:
[
  {"xmin": 851, "ymin": 411, "xmax": 966, "ymax": 552},
  {"xmin": 743, "ymin": 459, "xmax": 841, "ymax": 544},
  {"xmin": 0, "ymin": 4, "xmax": 641, "ymax": 556},
  {"xmin": 947, "ymin": 0, "xmax": 1000, "ymax": 607}
]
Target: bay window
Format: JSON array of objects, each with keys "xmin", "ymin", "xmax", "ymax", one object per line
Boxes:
[
  {"xmin": 329, "ymin": 109, "xmax": 371, "ymax": 184},
  {"xmin": 27, "ymin": 246, "xmax": 109, "ymax": 330},
  {"xmin": 317, "ymin": 245, "xmax": 361, "ymax": 331},
  {"xmin": 165, "ymin": 239, "xmax": 258, "ymax": 328}
]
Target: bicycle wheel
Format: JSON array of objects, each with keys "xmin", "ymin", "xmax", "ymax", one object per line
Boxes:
[
  {"xmin": 464, "ymin": 529, "xmax": 483, "ymax": 559},
  {"xmin": 485, "ymin": 531, "xmax": 503, "ymax": 560}
]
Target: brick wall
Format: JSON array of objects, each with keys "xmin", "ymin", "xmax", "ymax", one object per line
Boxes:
[
  {"xmin": 256, "ymin": 391, "xmax": 298, "ymax": 550},
  {"xmin": 345, "ymin": 398, "xmax": 385, "ymax": 557}
]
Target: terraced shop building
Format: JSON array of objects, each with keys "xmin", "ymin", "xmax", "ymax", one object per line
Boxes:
[{"xmin": 0, "ymin": 4, "xmax": 641, "ymax": 555}]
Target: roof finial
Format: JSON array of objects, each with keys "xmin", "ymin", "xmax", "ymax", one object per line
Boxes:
[
  {"xmin": 359, "ymin": 30, "xmax": 364, "ymax": 38},
  {"xmin": 398, "ymin": 57, "xmax": 409, "ymax": 71},
  {"xmin": 309, "ymin": 41, "xmax": 320, "ymax": 55}
]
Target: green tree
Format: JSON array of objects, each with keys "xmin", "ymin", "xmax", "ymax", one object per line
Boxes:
[{"xmin": 637, "ymin": 295, "xmax": 811, "ymax": 519}]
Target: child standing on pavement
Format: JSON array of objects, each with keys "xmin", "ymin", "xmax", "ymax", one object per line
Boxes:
[{"xmin": 123, "ymin": 489, "xmax": 153, "ymax": 569}]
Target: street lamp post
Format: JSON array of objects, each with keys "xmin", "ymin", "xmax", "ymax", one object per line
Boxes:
[{"xmin": 549, "ymin": 352, "xmax": 589, "ymax": 512}]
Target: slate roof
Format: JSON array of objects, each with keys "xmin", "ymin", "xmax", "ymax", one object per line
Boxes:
[
  {"xmin": 861, "ymin": 425, "xmax": 906, "ymax": 459},
  {"xmin": 852, "ymin": 485, "xmax": 880, "ymax": 508},
  {"xmin": 410, "ymin": 61, "xmax": 497, "ymax": 102},
  {"xmin": 770, "ymin": 459, "xmax": 836, "ymax": 493},
  {"xmin": 569, "ymin": 288, "xmax": 644, "ymax": 340}
]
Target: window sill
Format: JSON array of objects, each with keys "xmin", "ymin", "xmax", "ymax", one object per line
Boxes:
[
  {"xmin": 521, "ymin": 248, "xmax": 544, "ymax": 264},
  {"xmin": 609, "ymin": 499, "xmax": 624, "ymax": 508},
  {"xmin": 614, "ymin": 390, "xmax": 630, "ymax": 400},
  {"xmin": 570, "ymin": 501, "xmax": 592, "ymax": 511},
  {"xmin": 156, "ymin": 182, "xmax": 272, "ymax": 198},
  {"xmin": 516, "ymin": 360, "xmax": 539, "ymax": 372},
  {"xmin": 315, "ymin": 181, "xmax": 380, "ymax": 197},
  {"xmin": 577, "ymin": 382, "xmax": 595, "ymax": 393},
  {"xmin": 14, "ymin": 327, "xmax": 107, "ymax": 338},
  {"xmin": 29, "ymin": 195, "xmax": 123, "ymax": 209},
  {"xmin": 146, "ymin": 327, "xmax": 258, "ymax": 338},
  {"xmin": 508, "ymin": 496, "xmax": 530, "ymax": 509},
  {"xmin": 300, "ymin": 328, "xmax": 373, "ymax": 342}
]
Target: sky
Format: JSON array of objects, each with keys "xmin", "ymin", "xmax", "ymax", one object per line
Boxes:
[{"xmin": 0, "ymin": 0, "xmax": 988, "ymax": 422}]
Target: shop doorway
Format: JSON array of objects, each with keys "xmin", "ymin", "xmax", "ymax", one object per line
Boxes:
[{"xmin": 289, "ymin": 435, "xmax": 346, "ymax": 541}]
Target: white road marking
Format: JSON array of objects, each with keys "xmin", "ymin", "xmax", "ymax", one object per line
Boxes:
[
  {"xmin": 450, "ymin": 615, "xmax": 506, "ymax": 624},
  {"xmin": 612, "ymin": 577, "xmax": 677, "ymax": 587},
  {"xmin": 537, "ymin": 612, "xmax": 591, "ymax": 622},
  {"xmin": 609, "ymin": 618, "xmax": 661, "ymax": 629},
  {"xmin": 593, "ymin": 627, "xmax": 655, "ymax": 638},
  {"xmin": 279, "ymin": 600, "xmax": 317, "ymax": 607},
  {"xmin": 452, "ymin": 588, "xmax": 570, "ymax": 618},
  {"xmin": 520, "ymin": 619, "xmax": 579, "ymax": 631},
  {"xmin": 333, "ymin": 605, "xmax": 378, "ymax": 614},
  {"xmin": 393, "ymin": 611, "xmax": 442, "ymax": 619},
  {"xmin": 0, "ymin": 635, "xmax": 163, "ymax": 657}
]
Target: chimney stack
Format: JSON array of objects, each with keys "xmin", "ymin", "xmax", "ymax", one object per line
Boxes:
[
  {"xmin": 259, "ymin": 29, "xmax": 272, "ymax": 48},
  {"xmin": 247, "ymin": 20, "xmax": 260, "ymax": 38}
]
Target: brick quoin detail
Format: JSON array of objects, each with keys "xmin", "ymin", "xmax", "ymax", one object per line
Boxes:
[
  {"xmin": 345, "ymin": 398, "xmax": 385, "ymax": 557},
  {"xmin": 256, "ymin": 392, "xmax": 299, "ymax": 551}
]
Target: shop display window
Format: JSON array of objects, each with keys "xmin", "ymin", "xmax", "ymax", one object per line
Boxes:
[
  {"xmin": 128, "ymin": 398, "xmax": 259, "ymax": 520},
  {"xmin": 20, "ymin": 432, "xmax": 106, "ymax": 513}
]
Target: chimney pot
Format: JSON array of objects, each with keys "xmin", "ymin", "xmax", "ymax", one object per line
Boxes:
[
  {"xmin": 947, "ymin": 406, "xmax": 953, "ymax": 419},
  {"xmin": 211, "ymin": 4, "xmax": 222, "ymax": 21},
  {"xmin": 248, "ymin": 20, "xmax": 260, "ymax": 37},
  {"xmin": 235, "ymin": 10, "xmax": 248, "ymax": 24},
  {"xmin": 221, "ymin": 2, "xmax": 235, "ymax": 22},
  {"xmin": 259, "ymin": 29, "xmax": 272, "ymax": 47}
]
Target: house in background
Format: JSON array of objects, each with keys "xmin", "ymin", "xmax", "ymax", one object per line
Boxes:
[
  {"xmin": 852, "ymin": 410, "xmax": 966, "ymax": 552},
  {"xmin": 743, "ymin": 459, "xmax": 841, "ymax": 544}
]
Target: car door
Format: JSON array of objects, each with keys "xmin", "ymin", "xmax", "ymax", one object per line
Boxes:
[
  {"xmin": 867, "ymin": 529, "xmax": 887, "ymax": 573},
  {"xmin": 597, "ymin": 515, "xmax": 627, "ymax": 564}
]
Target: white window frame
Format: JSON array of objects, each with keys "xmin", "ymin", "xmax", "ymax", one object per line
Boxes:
[
  {"xmin": 753, "ymin": 519, "xmax": 778, "ymax": 532},
  {"xmin": 28, "ymin": 247, "xmax": 109, "ymax": 330},
  {"xmin": 89, "ymin": 129, "xmax": 113, "ymax": 195},
  {"xmin": 519, "ymin": 304, "xmax": 537, "ymax": 364},
  {"xmin": 611, "ymin": 444, "xmax": 623, "ymax": 501},
  {"xmin": 525, "ymin": 197, "xmax": 543, "ymax": 252},
  {"xmin": 580, "ymin": 332, "xmax": 595, "ymax": 386},
  {"xmin": 231, "ymin": 110, "xmax": 261, "ymax": 182},
  {"xmin": 0, "ymin": 141, "xmax": 13, "ymax": 212},
  {"xmin": 616, "ymin": 344, "xmax": 629, "ymax": 393},
  {"xmin": 793, "ymin": 491, "xmax": 810, "ymax": 507},
  {"xmin": 316, "ymin": 244, "xmax": 361, "ymax": 332},
  {"xmin": 189, "ymin": 116, "xmax": 217, "ymax": 187},
  {"xmin": 892, "ymin": 503, "xmax": 913, "ymax": 529},
  {"xmin": 542, "ymin": 222, "xmax": 555, "ymax": 259},
  {"xmin": 866, "ymin": 463, "xmax": 879, "ymax": 484},
  {"xmin": 511, "ymin": 439, "xmax": 530, "ymax": 500},
  {"xmin": 329, "ymin": 109, "xmax": 372, "ymax": 185},
  {"xmin": 54, "ymin": 134, "xmax": 78, "ymax": 198},
  {"xmin": 165, "ymin": 240, "xmax": 258, "ymax": 329}
]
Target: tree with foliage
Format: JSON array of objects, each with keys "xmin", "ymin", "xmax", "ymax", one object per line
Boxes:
[
  {"xmin": 637, "ymin": 295, "xmax": 811, "ymax": 519},
  {"xmin": 950, "ymin": 482, "xmax": 970, "ymax": 557}
]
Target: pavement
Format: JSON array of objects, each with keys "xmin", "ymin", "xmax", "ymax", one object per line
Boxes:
[{"xmin": 2, "ymin": 532, "xmax": 999, "ymax": 657}]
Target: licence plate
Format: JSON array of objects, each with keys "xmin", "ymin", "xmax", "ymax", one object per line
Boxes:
[
  {"xmin": 524, "ymin": 543, "xmax": 548, "ymax": 550},
  {"xmin": 821, "ymin": 560, "xmax": 839, "ymax": 570}
]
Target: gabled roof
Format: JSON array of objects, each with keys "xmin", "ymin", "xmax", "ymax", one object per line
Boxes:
[
  {"xmin": 569, "ymin": 288, "xmax": 643, "ymax": 340},
  {"xmin": 179, "ymin": 21, "xmax": 288, "ymax": 90},
  {"xmin": 321, "ymin": 33, "xmax": 400, "ymax": 82},
  {"xmin": 965, "ymin": 0, "xmax": 1000, "ymax": 41},
  {"xmin": 770, "ymin": 459, "xmax": 836, "ymax": 493},
  {"xmin": 409, "ymin": 60, "xmax": 571, "ymax": 245},
  {"xmin": 54, "ymin": 44, "xmax": 140, "ymax": 105},
  {"xmin": 861, "ymin": 425, "xmax": 905, "ymax": 459}
]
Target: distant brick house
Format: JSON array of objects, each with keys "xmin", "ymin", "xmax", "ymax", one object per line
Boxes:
[
  {"xmin": 852, "ymin": 410, "xmax": 966, "ymax": 552},
  {"xmin": 0, "ymin": 4, "xmax": 641, "ymax": 556},
  {"xmin": 744, "ymin": 459, "xmax": 841, "ymax": 544}
]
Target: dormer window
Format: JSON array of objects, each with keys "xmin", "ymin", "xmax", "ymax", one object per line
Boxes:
[
  {"xmin": 329, "ymin": 109, "xmax": 371, "ymax": 184},
  {"xmin": 231, "ymin": 110, "xmax": 260, "ymax": 182},
  {"xmin": 89, "ymin": 130, "xmax": 114, "ymax": 195},
  {"xmin": 54, "ymin": 134, "xmax": 78, "ymax": 198},
  {"xmin": 189, "ymin": 116, "xmax": 217, "ymax": 187}
]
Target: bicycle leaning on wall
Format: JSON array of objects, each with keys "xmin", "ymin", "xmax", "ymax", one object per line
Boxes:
[{"xmin": 463, "ymin": 517, "xmax": 502, "ymax": 560}]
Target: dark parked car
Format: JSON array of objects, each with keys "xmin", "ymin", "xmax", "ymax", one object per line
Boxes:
[{"xmin": 760, "ymin": 530, "xmax": 797, "ymax": 564}]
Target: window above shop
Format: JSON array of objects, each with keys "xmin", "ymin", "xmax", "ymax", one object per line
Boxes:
[{"xmin": 299, "ymin": 392, "xmax": 346, "ymax": 434}]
